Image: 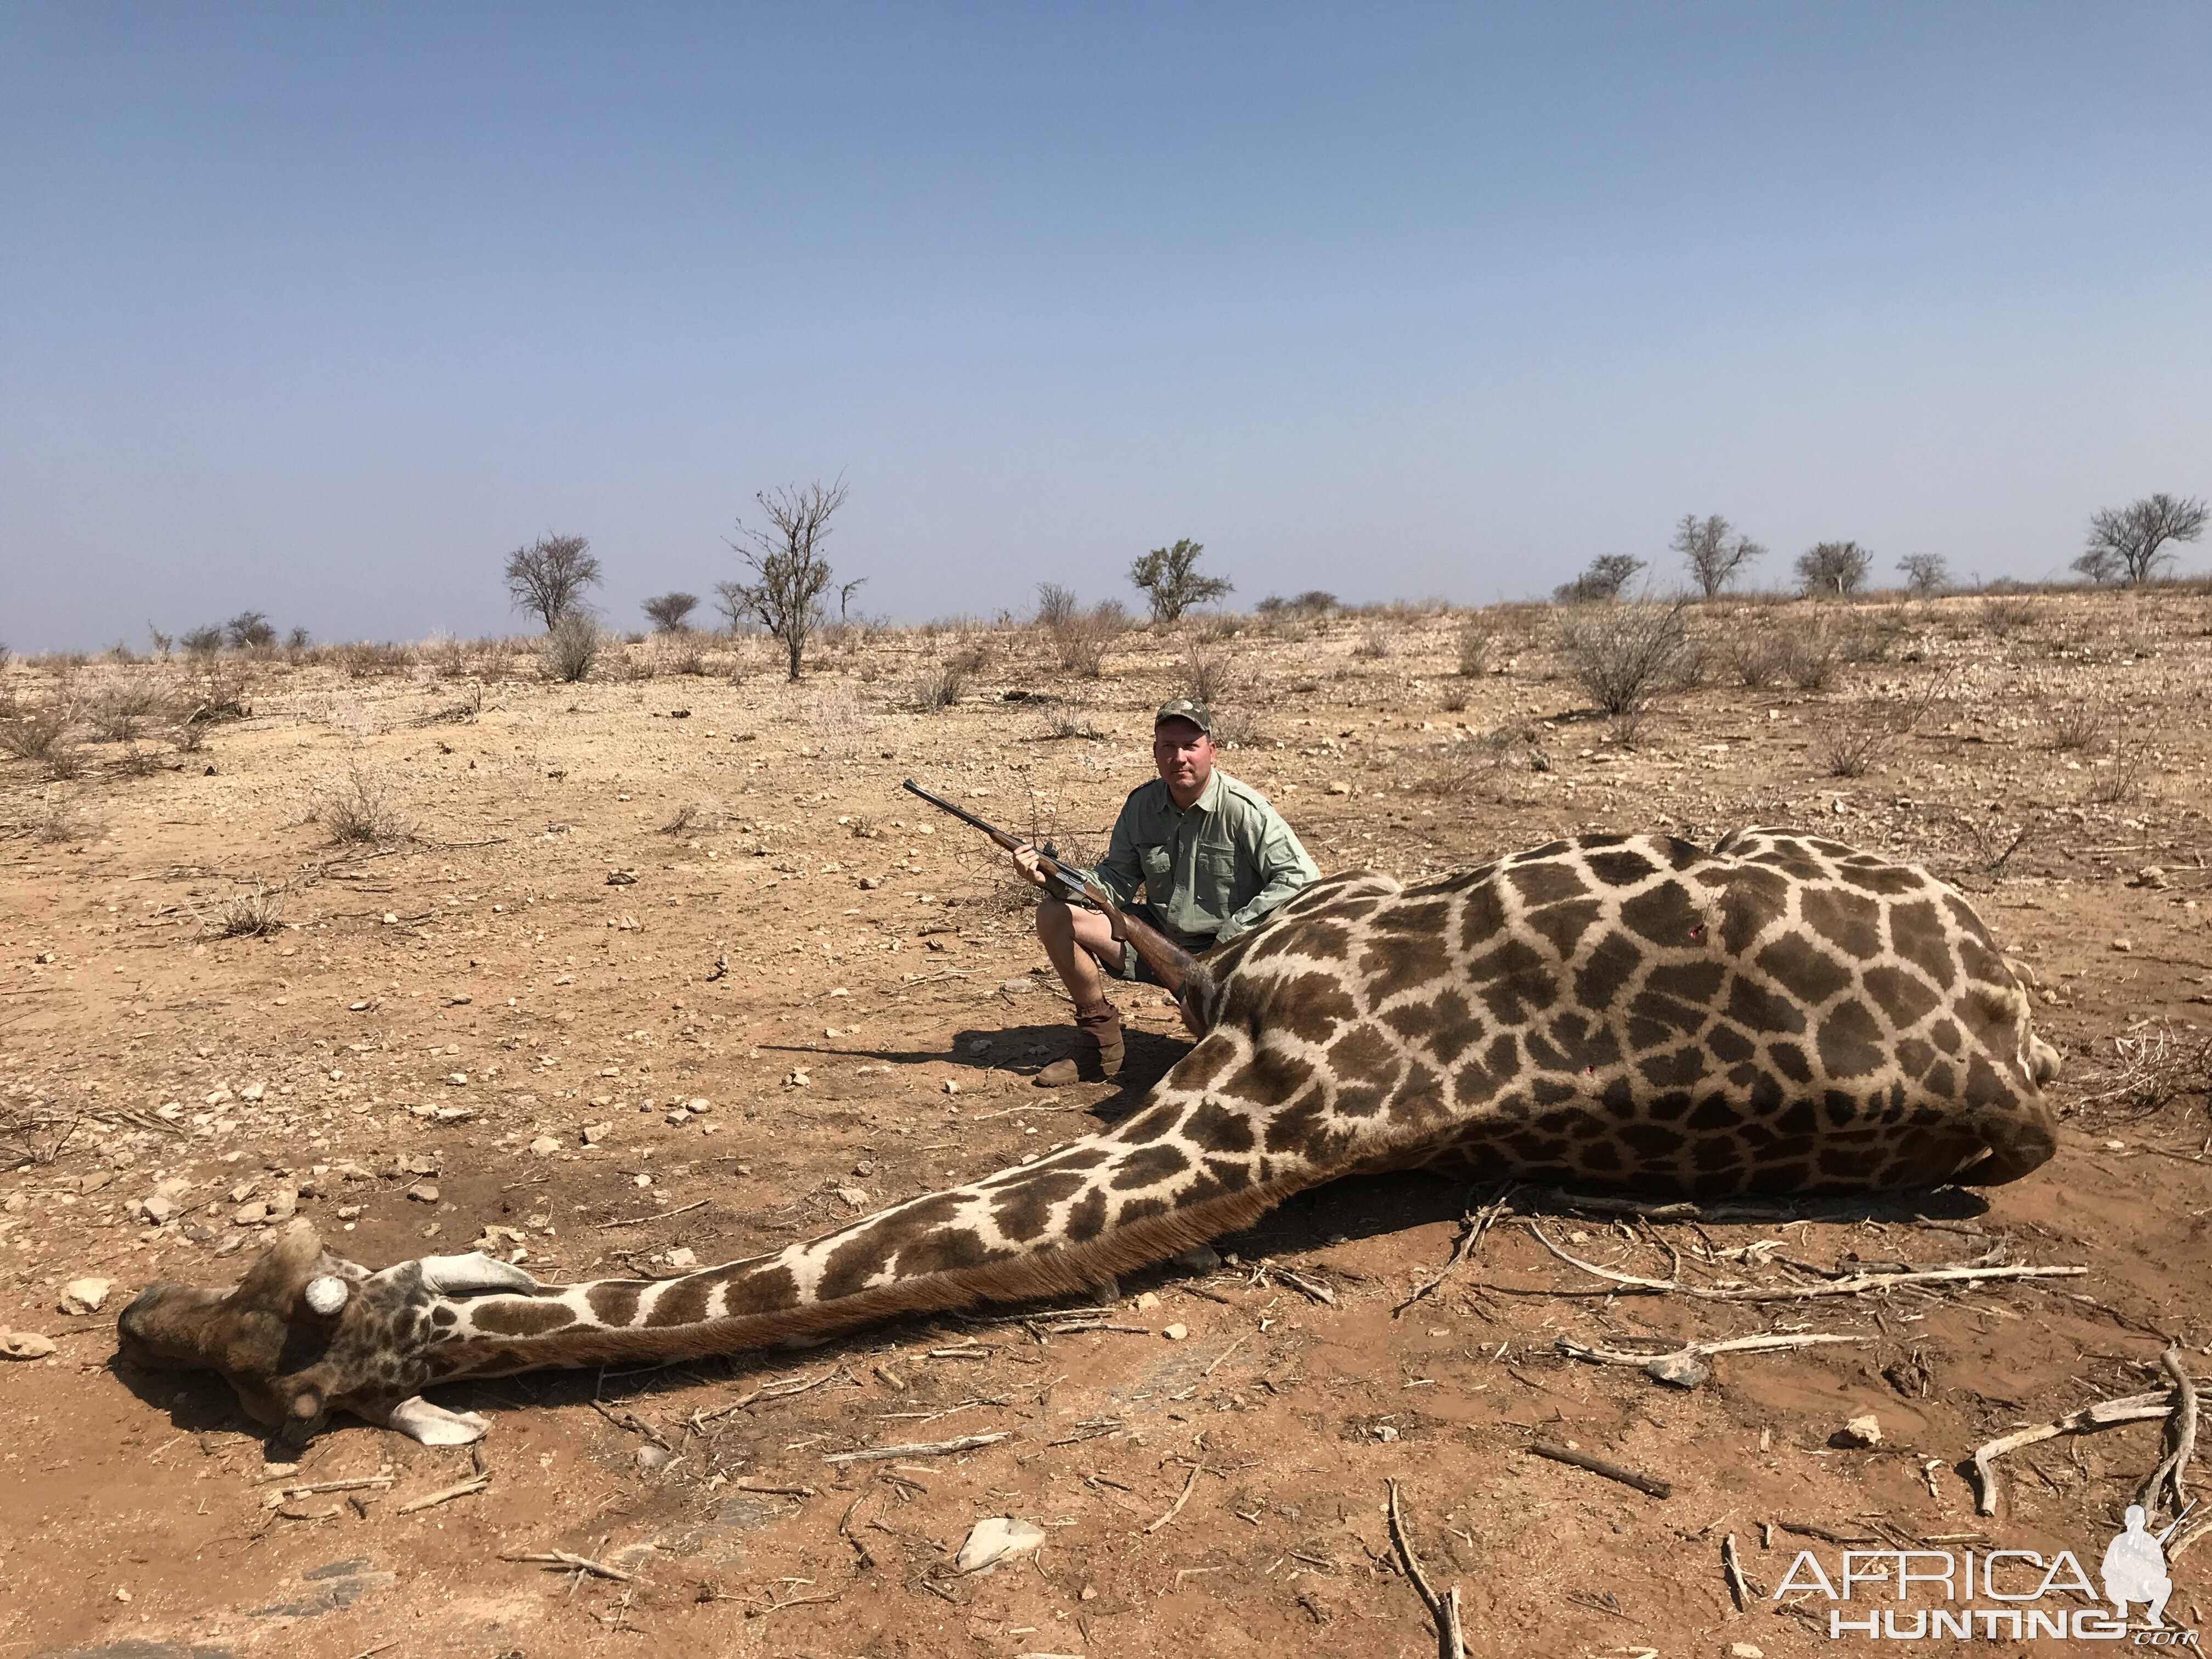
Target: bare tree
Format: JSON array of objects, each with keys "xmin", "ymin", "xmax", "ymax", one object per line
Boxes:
[
  {"xmin": 225, "ymin": 611, "xmax": 276, "ymax": 649},
  {"xmin": 1554, "ymin": 554, "xmax": 1644, "ymax": 603},
  {"xmin": 724, "ymin": 479, "xmax": 849, "ymax": 681},
  {"xmin": 1796, "ymin": 541, "xmax": 1872, "ymax": 596},
  {"xmin": 2073, "ymin": 493, "xmax": 2208, "ymax": 586},
  {"xmin": 641, "ymin": 592, "xmax": 699, "ymax": 632},
  {"xmin": 1673, "ymin": 514, "xmax": 1764, "ymax": 597},
  {"xmin": 1129, "ymin": 538, "xmax": 1231, "ymax": 624},
  {"xmin": 1034, "ymin": 582, "xmax": 1080, "ymax": 629},
  {"xmin": 504, "ymin": 533, "xmax": 602, "ymax": 629},
  {"xmin": 1897, "ymin": 554, "xmax": 1950, "ymax": 597}
]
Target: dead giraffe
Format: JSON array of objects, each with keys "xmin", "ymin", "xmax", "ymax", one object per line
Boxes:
[{"xmin": 119, "ymin": 829, "xmax": 2060, "ymax": 1444}]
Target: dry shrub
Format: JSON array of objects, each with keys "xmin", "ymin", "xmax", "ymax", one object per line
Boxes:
[
  {"xmin": 2080, "ymin": 1024, "xmax": 2212, "ymax": 1118},
  {"xmin": 207, "ymin": 881, "xmax": 287, "ymax": 939},
  {"xmin": 30, "ymin": 800, "xmax": 93, "ymax": 843},
  {"xmin": 0, "ymin": 702, "xmax": 70, "ymax": 761},
  {"xmin": 336, "ymin": 641, "xmax": 416, "ymax": 679},
  {"xmin": 44, "ymin": 745, "xmax": 87, "ymax": 781},
  {"xmin": 86, "ymin": 678, "xmax": 169, "ymax": 743},
  {"xmin": 1050, "ymin": 602, "xmax": 1126, "ymax": 678},
  {"xmin": 116, "ymin": 744, "xmax": 162, "ymax": 778},
  {"xmin": 1037, "ymin": 700, "xmax": 1104, "ymax": 741},
  {"xmin": 1558, "ymin": 600, "xmax": 1691, "ymax": 716},
  {"xmin": 185, "ymin": 658, "xmax": 254, "ymax": 721},
  {"xmin": 1455, "ymin": 620, "xmax": 1492, "ymax": 678},
  {"xmin": 1979, "ymin": 594, "xmax": 2038, "ymax": 633},
  {"xmin": 1440, "ymin": 686, "xmax": 1469, "ymax": 713},
  {"xmin": 2086, "ymin": 752, "xmax": 2146, "ymax": 806},
  {"xmin": 1033, "ymin": 583, "xmax": 1080, "ymax": 630},
  {"xmin": 1419, "ymin": 724, "xmax": 1549, "ymax": 795},
  {"xmin": 539, "ymin": 612, "xmax": 601, "ymax": 683},
  {"xmin": 2047, "ymin": 703, "xmax": 2107, "ymax": 752},
  {"xmin": 907, "ymin": 659, "xmax": 970, "ymax": 711},
  {"xmin": 317, "ymin": 765, "xmax": 409, "ymax": 845},
  {"xmin": 1179, "ymin": 644, "xmax": 1242, "ymax": 708},
  {"xmin": 1353, "ymin": 624, "xmax": 1397, "ymax": 659},
  {"xmin": 1189, "ymin": 612, "xmax": 1242, "ymax": 644}
]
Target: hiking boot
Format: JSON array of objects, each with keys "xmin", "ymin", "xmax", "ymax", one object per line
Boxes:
[{"xmin": 1073, "ymin": 998, "xmax": 1125, "ymax": 1081}]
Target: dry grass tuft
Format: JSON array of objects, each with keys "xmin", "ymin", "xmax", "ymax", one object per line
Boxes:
[
  {"xmin": 206, "ymin": 881, "xmax": 288, "ymax": 939},
  {"xmin": 317, "ymin": 765, "xmax": 410, "ymax": 845}
]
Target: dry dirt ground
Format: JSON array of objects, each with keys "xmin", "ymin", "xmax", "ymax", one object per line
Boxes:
[{"xmin": 3, "ymin": 591, "xmax": 2211, "ymax": 1659}]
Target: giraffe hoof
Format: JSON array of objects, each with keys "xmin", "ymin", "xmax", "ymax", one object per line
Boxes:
[{"xmin": 1034, "ymin": 1059, "xmax": 1080, "ymax": 1088}]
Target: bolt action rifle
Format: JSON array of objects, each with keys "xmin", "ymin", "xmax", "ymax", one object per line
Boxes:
[{"xmin": 900, "ymin": 778, "xmax": 1218, "ymax": 1030}]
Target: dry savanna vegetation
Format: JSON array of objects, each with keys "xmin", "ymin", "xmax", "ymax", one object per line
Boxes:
[{"xmin": 5, "ymin": 582, "xmax": 2212, "ymax": 1658}]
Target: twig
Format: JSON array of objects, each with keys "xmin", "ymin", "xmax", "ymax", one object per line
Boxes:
[
  {"xmin": 1385, "ymin": 1478, "xmax": 1468, "ymax": 1659},
  {"xmin": 1722, "ymin": 1532, "xmax": 1750, "ymax": 1613},
  {"xmin": 263, "ymin": 1476, "xmax": 394, "ymax": 1507},
  {"xmin": 1528, "ymin": 1439, "xmax": 1671, "ymax": 1499},
  {"xmin": 1267, "ymin": 1266, "xmax": 1338, "ymax": 1306},
  {"xmin": 2139, "ymin": 1346, "xmax": 2200, "ymax": 1521},
  {"xmin": 1968, "ymin": 1389, "xmax": 2174, "ymax": 1516},
  {"xmin": 589, "ymin": 1397, "xmax": 672, "ymax": 1449},
  {"xmin": 596, "ymin": 1198, "xmax": 709, "ymax": 1229},
  {"xmin": 1526, "ymin": 1223, "xmax": 2084, "ymax": 1300},
  {"xmin": 396, "ymin": 1474, "xmax": 490, "ymax": 1514},
  {"xmin": 1144, "ymin": 1462, "xmax": 1205, "ymax": 1534},
  {"xmin": 821, "ymin": 1432, "xmax": 1010, "ymax": 1466},
  {"xmin": 1394, "ymin": 1188, "xmax": 1514, "ymax": 1317},
  {"xmin": 502, "ymin": 1550, "xmax": 635, "ymax": 1582},
  {"xmin": 1558, "ymin": 1333, "xmax": 1861, "ymax": 1368},
  {"xmin": 694, "ymin": 1367, "xmax": 843, "ymax": 1424},
  {"xmin": 726, "ymin": 1480, "xmax": 817, "ymax": 1497},
  {"xmin": 1202, "ymin": 1334, "xmax": 1250, "ymax": 1378}
]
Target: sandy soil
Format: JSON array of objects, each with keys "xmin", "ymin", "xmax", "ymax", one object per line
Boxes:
[{"xmin": 3, "ymin": 590, "xmax": 2210, "ymax": 1659}]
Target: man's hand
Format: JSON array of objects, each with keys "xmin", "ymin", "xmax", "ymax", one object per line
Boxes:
[{"xmin": 1011, "ymin": 844, "xmax": 1049, "ymax": 888}]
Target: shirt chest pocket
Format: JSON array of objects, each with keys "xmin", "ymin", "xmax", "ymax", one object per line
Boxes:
[
  {"xmin": 1195, "ymin": 843, "xmax": 1238, "ymax": 891},
  {"xmin": 1138, "ymin": 843, "xmax": 1174, "ymax": 896}
]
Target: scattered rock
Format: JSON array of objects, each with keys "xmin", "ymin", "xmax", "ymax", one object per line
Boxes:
[
  {"xmin": 137, "ymin": 1193, "xmax": 180, "ymax": 1225},
  {"xmin": 1327, "ymin": 781, "xmax": 1350, "ymax": 795},
  {"xmin": 1831, "ymin": 1414, "xmax": 1883, "ymax": 1449},
  {"xmin": 836, "ymin": 1186, "xmax": 870, "ymax": 1209},
  {"xmin": 666, "ymin": 1247, "xmax": 697, "ymax": 1269},
  {"xmin": 2135, "ymin": 867, "xmax": 2170, "ymax": 890},
  {"xmin": 1644, "ymin": 1351, "xmax": 1709, "ymax": 1389},
  {"xmin": 405, "ymin": 1182, "xmax": 442, "ymax": 1204},
  {"xmin": 233, "ymin": 1201, "xmax": 270, "ymax": 1227},
  {"xmin": 1134, "ymin": 1291, "xmax": 1161, "ymax": 1311},
  {"xmin": 953, "ymin": 1516, "xmax": 1045, "ymax": 1575},
  {"xmin": 635, "ymin": 1443, "xmax": 678, "ymax": 1473},
  {"xmin": 785, "ymin": 1070, "xmax": 810, "ymax": 1087},
  {"xmin": 1162, "ymin": 1323, "xmax": 1189, "ymax": 1341},
  {"xmin": 2111, "ymin": 938, "xmax": 2132, "ymax": 952},
  {"xmin": 942, "ymin": 1079, "xmax": 960, "ymax": 1095},
  {"xmin": 1000, "ymin": 977, "xmax": 1035, "ymax": 995},
  {"xmin": 1729, "ymin": 1644, "xmax": 1765, "ymax": 1658},
  {"xmin": 60, "ymin": 1278, "xmax": 112, "ymax": 1315},
  {"xmin": 529, "ymin": 1136, "xmax": 562, "ymax": 1156},
  {"xmin": 607, "ymin": 870, "xmax": 638, "ymax": 886},
  {"xmin": 580, "ymin": 1122, "xmax": 611, "ymax": 1146},
  {"xmin": 1373, "ymin": 1424, "xmax": 1399, "ymax": 1442},
  {"xmin": 0, "ymin": 1330, "xmax": 57, "ymax": 1360}
]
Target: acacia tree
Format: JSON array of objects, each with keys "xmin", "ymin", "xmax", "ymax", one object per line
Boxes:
[
  {"xmin": 724, "ymin": 479, "xmax": 848, "ymax": 681},
  {"xmin": 2073, "ymin": 493, "xmax": 2208, "ymax": 586},
  {"xmin": 1129, "ymin": 538, "xmax": 1231, "ymax": 624},
  {"xmin": 1554, "ymin": 554, "xmax": 1644, "ymax": 603},
  {"xmin": 641, "ymin": 592, "xmax": 699, "ymax": 632},
  {"xmin": 1672, "ymin": 514, "xmax": 1765, "ymax": 597},
  {"xmin": 1898, "ymin": 554, "xmax": 1950, "ymax": 597},
  {"xmin": 1796, "ymin": 541, "xmax": 1872, "ymax": 596},
  {"xmin": 504, "ymin": 533, "xmax": 602, "ymax": 628}
]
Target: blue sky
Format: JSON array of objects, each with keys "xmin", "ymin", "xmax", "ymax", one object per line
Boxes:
[{"xmin": 3, "ymin": 3, "xmax": 2207, "ymax": 649}]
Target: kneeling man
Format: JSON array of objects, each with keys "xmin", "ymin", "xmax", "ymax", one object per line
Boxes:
[{"xmin": 1012, "ymin": 698, "xmax": 1319, "ymax": 1081}]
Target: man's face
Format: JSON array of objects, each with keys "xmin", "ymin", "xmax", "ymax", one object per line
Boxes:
[{"xmin": 1153, "ymin": 719, "xmax": 1215, "ymax": 796}]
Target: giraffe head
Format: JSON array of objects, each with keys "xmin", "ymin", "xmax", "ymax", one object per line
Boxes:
[{"xmin": 117, "ymin": 1223, "xmax": 368, "ymax": 1431}]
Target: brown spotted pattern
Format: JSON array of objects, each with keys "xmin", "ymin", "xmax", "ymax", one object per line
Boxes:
[{"xmin": 120, "ymin": 829, "xmax": 2061, "ymax": 1439}]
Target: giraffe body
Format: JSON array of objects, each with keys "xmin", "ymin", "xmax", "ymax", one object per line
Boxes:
[{"xmin": 119, "ymin": 830, "xmax": 2060, "ymax": 1442}]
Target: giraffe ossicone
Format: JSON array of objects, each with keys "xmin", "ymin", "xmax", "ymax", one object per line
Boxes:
[{"xmin": 117, "ymin": 830, "xmax": 2062, "ymax": 1444}]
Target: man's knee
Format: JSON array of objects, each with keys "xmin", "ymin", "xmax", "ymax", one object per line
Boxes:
[{"xmin": 1036, "ymin": 896, "xmax": 1074, "ymax": 940}]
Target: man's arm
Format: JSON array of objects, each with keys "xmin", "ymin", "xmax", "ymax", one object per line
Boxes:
[{"xmin": 1216, "ymin": 801, "xmax": 1320, "ymax": 943}]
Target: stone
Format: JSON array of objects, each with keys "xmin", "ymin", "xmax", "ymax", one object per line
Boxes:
[
  {"xmin": 228, "ymin": 1179, "xmax": 259, "ymax": 1204},
  {"xmin": 2112, "ymin": 939, "xmax": 2132, "ymax": 953},
  {"xmin": 1373, "ymin": 1424, "xmax": 1399, "ymax": 1442},
  {"xmin": 687, "ymin": 1098, "xmax": 712, "ymax": 1113},
  {"xmin": 665, "ymin": 1247, "xmax": 697, "ymax": 1269},
  {"xmin": 836, "ymin": 1186, "xmax": 870, "ymax": 1209},
  {"xmin": 0, "ymin": 1329, "xmax": 57, "ymax": 1360},
  {"xmin": 405, "ymin": 1182, "xmax": 441, "ymax": 1204},
  {"xmin": 233, "ymin": 1201, "xmax": 270, "ymax": 1226},
  {"xmin": 953, "ymin": 1516, "xmax": 1045, "ymax": 1575},
  {"xmin": 529, "ymin": 1137, "xmax": 561, "ymax": 1156},
  {"xmin": 1000, "ymin": 977, "xmax": 1035, "ymax": 995},
  {"xmin": 580, "ymin": 1122, "xmax": 611, "ymax": 1146},
  {"xmin": 1645, "ymin": 1351, "xmax": 1709, "ymax": 1389},
  {"xmin": 1162, "ymin": 1323, "xmax": 1188, "ymax": 1341},
  {"xmin": 60, "ymin": 1278, "xmax": 112, "ymax": 1315},
  {"xmin": 1729, "ymin": 1644, "xmax": 1765, "ymax": 1658},
  {"xmin": 138, "ymin": 1193, "xmax": 179, "ymax": 1225},
  {"xmin": 1831, "ymin": 1414, "xmax": 1883, "ymax": 1449},
  {"xmin": 1327, "ymin": 781, "xmax": 1350, "ymax": 795},
  {"xmin": 635, "ymin": 1443, "xmax": 677, "ymax": 1473}
]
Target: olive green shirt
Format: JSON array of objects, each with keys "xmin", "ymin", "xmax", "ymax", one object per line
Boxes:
[{"xmin": 1080, "ymin": 769, "xmax": 1319, "ymax": 949}]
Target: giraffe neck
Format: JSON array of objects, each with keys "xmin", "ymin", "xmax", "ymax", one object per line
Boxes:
[{"xmin": 393, "ymin": 1040, "xmax": 1326, "ymax": 1389}]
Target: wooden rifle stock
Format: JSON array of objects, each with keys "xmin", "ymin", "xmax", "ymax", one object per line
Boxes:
[{"xmin": 900, "ymin": 778, "xmax": 1204, "ymax": 996}]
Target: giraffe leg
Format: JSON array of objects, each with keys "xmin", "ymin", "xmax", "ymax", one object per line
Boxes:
[{"xmin": 365, "ymin": 1394, "xmax": 492, "ymax": 1446}]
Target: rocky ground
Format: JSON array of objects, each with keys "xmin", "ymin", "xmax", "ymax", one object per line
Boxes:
[{"xmin": 3, "ymin": 589, "xmax": 2210, "ymax": 1658}]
